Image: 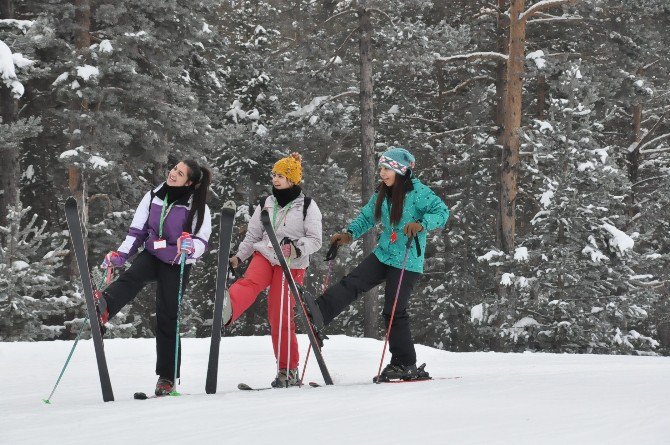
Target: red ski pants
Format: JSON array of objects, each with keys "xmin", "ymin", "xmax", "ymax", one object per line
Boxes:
[{"xmin": 228, "ymin": 252, "xmax": 305, "ymax": 369}]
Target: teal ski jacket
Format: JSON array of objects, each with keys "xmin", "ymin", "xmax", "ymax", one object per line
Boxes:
[{"xmin": 347, "ymin": 178, "xmax": 449, "ymax": 273}]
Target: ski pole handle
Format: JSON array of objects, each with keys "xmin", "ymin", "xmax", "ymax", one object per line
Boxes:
[
  {"xmin": 325, "ymin": 242, "xmax": 339, "ymax": 262},
  {"xmin": 405, "ymin": 234, "xmax": 414, "ymax": 249}
]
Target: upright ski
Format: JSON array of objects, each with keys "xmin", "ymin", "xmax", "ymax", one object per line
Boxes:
[
  {"xmin": 260, "ymin": 209, "xmax": 334, "ymax": 385},
  {"xmin": 205, "ymin": 201, "xmax": 237, "ymax": 394},
  {"xmin": 64, "ymin": 197, "xmax": 114, "ymax": 402}
]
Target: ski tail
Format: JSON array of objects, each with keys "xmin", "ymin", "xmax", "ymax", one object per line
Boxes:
[{"xmin": 259, "ymin": 209, "xmax": 334, "ymax": 385}]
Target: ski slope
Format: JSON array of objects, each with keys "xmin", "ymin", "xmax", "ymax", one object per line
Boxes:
[{"xmin": 1, "ymin": 335, "xmax": 669, "ymax": 444}]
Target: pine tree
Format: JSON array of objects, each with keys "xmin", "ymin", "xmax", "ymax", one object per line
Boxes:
[{"xmin": 0, "ymin": 194, "xmax": 71, "ymax": 340}]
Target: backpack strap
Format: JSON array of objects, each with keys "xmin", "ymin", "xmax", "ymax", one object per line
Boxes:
[
  {"xmin": 303, "ymin": 196, "xmax": 312, "ymax": 220},
  {"xmin": 258, "ymin": 195, "xmax": 311, "ymax": 220}
]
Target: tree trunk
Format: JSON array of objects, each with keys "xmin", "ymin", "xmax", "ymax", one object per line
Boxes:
[
  {"xmin": 627, "ymin": 103, "xmax": 642, "ymax": 216},
  {"xmin": 494, "ymin": 0, "xmax": 509, "ymax": 250},
  {"xmin": 0, "ymin": 0, "xmax": 19, "ymax": 227},
  {"xmin": 358, "ymin": 4, "xmax": 378, "ymax": 338},
  {"xmin": 536, "ymin": 75, "xmax": 547, "ymax": 119},
  {"xmin": 67, "ymin": 0, "xmax": 91, "ymax": 277},
  {"xmin": 500, "ymin": 0, "xmax": 526, "ymax": 254}
]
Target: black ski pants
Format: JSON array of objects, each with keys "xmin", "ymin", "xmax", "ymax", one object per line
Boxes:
[
  {"xmin": 316, "ymin": 253, "xmax": 421, "ymax": 366},
  {"xmin": 104, "ymin": 250, "xmax": 191, "ymax": 379}
]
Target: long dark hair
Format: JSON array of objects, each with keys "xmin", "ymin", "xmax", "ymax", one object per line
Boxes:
[
  {"xmin": 182, "ymin": 159, "xmax": 211, "ymax": 234},
  {"xmin": 374, "ymin": 173, "xmax": 411, "ymax": 226}
]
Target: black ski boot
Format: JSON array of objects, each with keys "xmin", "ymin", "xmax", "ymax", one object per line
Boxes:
[
  {"xmin": 299, "ymin": 287, "xmax": 328, "ymax": 348},
  {"xmin": 373, "ymin": 363, "xmax": 431, "ymax": 382},
  {"xmin": 300, "ymin": 288, "xmax": 325, "ymax": 330}
]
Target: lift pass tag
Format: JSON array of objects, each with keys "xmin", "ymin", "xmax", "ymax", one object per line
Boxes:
[{"xmin": 154, "ymin": 239, "xmax": 167, "ymax": 250}]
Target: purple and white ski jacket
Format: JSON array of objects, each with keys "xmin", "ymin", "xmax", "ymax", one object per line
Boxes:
[{"xmin": 116, "ymin": 183, "xmax": 212, "ymax": 265}]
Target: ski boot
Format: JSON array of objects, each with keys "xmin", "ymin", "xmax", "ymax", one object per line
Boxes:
[
  {"xmin": 270, "ymin": 368, "xmax": 300, "ymax": 388},
  {"xmin": 93, "ymin": 290, "xmax": 109, "ymax": 336},
  {"xmin": 155, "ymin": 377, "xmax": 174, "ymax": 396},
  {"xmin": 300, "ymin": 288, "xmax": 328, "ymax": 347},
  {"xmin": 373, "ymin": 363, "xmax": 431, "ymax": 383}
]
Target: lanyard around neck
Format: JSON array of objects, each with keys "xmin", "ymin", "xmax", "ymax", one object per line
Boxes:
[
  {"xmin": 272, "ymin": 200, "xmax": 294, "ymax": 229},
  {"xmin": 159, "ymin": 194, "xmax": 176, "ymax": 239}
]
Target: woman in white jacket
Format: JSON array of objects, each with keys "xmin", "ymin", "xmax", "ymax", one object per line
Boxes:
[{"xmin": 227, "ymin": 153, "xmax": 322, "ymax": 387}]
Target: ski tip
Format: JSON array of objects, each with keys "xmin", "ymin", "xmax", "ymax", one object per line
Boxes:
[
  {"xmin": 308, "ymin": 382, "xmax": 321, "ymax": 388},
  {"xmin": 237, "ymin": 383, "xmax": 252, "ymax": 390},
  {"xmin": 223, "ymin": 200, "xmax": 237, "ymax": 210},
  {"xmin": 64, "ymin": 196, "xmax": 77, "ymax": 209},
  {"xmin": 133, "ymin": 392, "xmax": 149, "ymax": 400},
  {"xmin": 169, "ymin": 391, "xmax": 182, "ymax": 397},
  {"xmin": 42, "ymin": 399, "xmax": 51, "ymax": 404}
]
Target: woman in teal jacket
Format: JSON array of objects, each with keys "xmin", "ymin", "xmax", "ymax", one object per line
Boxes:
[{"xmin": 307, "ymin": 147, "xmax": 449, "ymax": 381}]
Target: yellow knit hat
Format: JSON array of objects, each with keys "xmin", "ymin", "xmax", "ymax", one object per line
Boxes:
[{"xmin": 272, "ymin": 152, "xmax": 303, "ymax": 184}]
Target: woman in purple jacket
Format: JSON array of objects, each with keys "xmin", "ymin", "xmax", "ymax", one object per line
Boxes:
[{"xmin": 98, "ymin": 159, "xmax": 212, "ymax": 396}]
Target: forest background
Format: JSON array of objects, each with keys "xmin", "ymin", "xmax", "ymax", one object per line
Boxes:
[{"xmin": 2, "ymin": 0, "xmax": 670, "ymax": 356}]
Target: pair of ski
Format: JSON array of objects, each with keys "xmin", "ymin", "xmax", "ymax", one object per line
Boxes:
[
  {"xmin": 66, "ymin": 197, "xmax": 332, "ymax": 403},
  {"xmin": 205, "ymin": 207, "xmax": 334, "ymax": 393}
]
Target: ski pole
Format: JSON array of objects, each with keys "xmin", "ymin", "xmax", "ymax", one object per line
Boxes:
[
  {"xmin": 300, "ymin": 245, "xmax": 336, "ymax": 384},
  {"xmin": 375, "ymin": 235, "xmax": 414, "ymax": 384},
  {"xmin": 171, "ymin": 251, "xmax": 187, "ymax": 396},
  {"xmin": 43, "ymin": 271, "xmax": 112, "ymax": 404}
]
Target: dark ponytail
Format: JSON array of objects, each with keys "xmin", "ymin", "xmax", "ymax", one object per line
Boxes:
[
  {"xmin": 182, "ymin": 159, "xmax": 211, "ymax": 234},
  {"xmin": 374, "ymin": 173, "xmax": 411, "ymax": 226}
]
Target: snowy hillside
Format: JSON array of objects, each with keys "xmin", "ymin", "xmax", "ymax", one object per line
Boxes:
[{"xmin": 2, "ymin": 335, "xmax": 669, "ymax": 444}]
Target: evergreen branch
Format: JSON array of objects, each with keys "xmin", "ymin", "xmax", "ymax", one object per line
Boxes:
[
  {"xmin": 314, "ymin": 26, "xmax": 359, "ymax": 74},
  {"xmin": 521, "ymin": 0, "xmax": 579, "ymax": 22},
  {"xmin": 436, "ymin": 52, "xmax": 509, "ymax": 64},
  {"xmin": 439, "ymin": 76, "xmax": 494, "ymax": 97},
  {"xmin": 527, "ymin": 15, "xmax": 585, "ymax": 24},
  {"xmin": 368, "ymin": 8, "xmax": 396, "ymax": 26},
  {"xmin": 323, "ymin": 8, "xmax": 357, "ymax": 25}
]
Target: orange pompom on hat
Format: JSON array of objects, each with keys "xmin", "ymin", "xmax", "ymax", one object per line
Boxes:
[{"xmin": 272, "ymin": 152, "xmax": 303, "ymax": 184}]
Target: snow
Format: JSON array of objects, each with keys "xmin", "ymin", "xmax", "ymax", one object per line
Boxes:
[
  {"xmin": 527, "ymin": 50, "xmax": 546, "ymax": 69},
  {"xmin": 202, "ymin": 23, "xmax": 212, "ymax": 33},
  {"xmin": 534, "ymin": 119, "xmax": 554, "ymax": 133},
  {"xmin": 59, "ymin": 146, "xmax": 83, "ymax": 159},
  {"xmin": 12, "ymin": 53, "xmax": 35, "ymax": 69},
  {"xmin": 3, "ymin": 335, "xmax": 669, "ymax": 444},
  {"xmin": 52, "ymin": 72, "xmax": 69, "ymax": 86},
  {"xmin": 388, "ymin": 104, "xmax": 399, "ymax": 115},
  {"xmin": 0, "ymin": 39, "xmax": 24, "ymax": 98},
  {"xmin": 99, "ymin": 40, "xmax": 114, "ymax": 53},
  {"xmin": 477, "ymin": 249, "xmax": 504, "ymax": 262},
  {"xmin": 501, "ymin": 272, "xmax": 515, "ymax": 286},
  {"xmin": 514, "ymin": 246, "xmax": 529, "ymax": 262},
  {"xmin": 89, "ymin": 155, "xmax": 109, "ymax": 169},
  {"xmin": 602, "ymin": 223, "xmax": 635, "ymax": 253},
  {"xmin": 24, "ymin": 164, "xmax": 34, "ymax": 181},
  {"xmin": 76, "ymin": 65, "xmax": 99, "ymax": 81},
  {"xmin": 583, "ymin": 245, "xmax": 608, "ymax": 263},
  {"xmin": 12, "ymin": 260, "xmax": 29, "ymax": 271},
  {"xmin": 578, "ymin": 161, "xmax": 595, "ymax": 172},
  {"xmin": 226, "ymin": 100, "xmax": 247, "ymax": 123},
  {"xmin": 287, "ymin": 96, "xmax": 329, "ymax": 118},
  {"xmin": 540, "ymin": 188, "xmax": 554, "ymax": 208},
  {"xmin": 470, "ymin": 303, "xmax": 483, "ymax": 323},
  {"xmin": 513, "ymin": 317, "xmax": 540, "ymax": 328},
  {"xmin": 256, "ymin": 124, "xmax": 268, "ymax": 137},
  {"xmin": 0, "ymin": 19, "xmax": 34, "ymax": 33}
]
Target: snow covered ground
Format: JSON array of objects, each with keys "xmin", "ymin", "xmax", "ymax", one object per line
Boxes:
[{"xmin": 2, "ymin": 335, "xmax": 669, "ymax": 444}]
